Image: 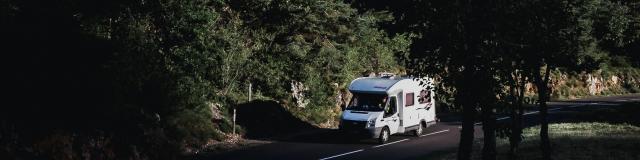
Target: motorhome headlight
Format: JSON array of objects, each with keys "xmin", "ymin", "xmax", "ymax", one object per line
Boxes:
[{"xmin": 367, "ymin": 119, "xmax": 376, "ymax": 127}]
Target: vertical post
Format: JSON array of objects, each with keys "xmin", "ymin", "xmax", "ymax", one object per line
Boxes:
[
  {"xmin": 232, "ymin": 107, "xmax": 236, "ymax": 135},
  {"xmin": 249, "ymin": 83, "xmax": 252, "ymax": 101}
]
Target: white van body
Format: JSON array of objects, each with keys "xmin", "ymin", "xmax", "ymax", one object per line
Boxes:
[{"xmin": 339, "ymin": 76, "xmax": 436, "ymax": 143}]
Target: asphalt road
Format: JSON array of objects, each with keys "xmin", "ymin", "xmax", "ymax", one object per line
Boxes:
[{"xmin": 198, "ymin": 94, "xmax": 640, "ymax": 160}]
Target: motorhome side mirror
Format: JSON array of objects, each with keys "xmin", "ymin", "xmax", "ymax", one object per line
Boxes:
[{"xmin": 340, "ymin": 104, "xmax": 346, "ymax": 111}]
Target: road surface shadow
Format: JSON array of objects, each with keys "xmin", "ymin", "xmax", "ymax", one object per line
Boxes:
[
  {"xmin": 547, "ymin": 102, "xmax": 640, "ymax": 125},
  {"xmin": 237, "ymin": 100, "xmax": 639, "ymax": 145},
  {"xmin": 236, "ymin": 100, "xmax": 416, "ymax": 145},
  {"xmin": 279, "ymin": 129, "xmax": 378, "ymax": 144},
  {"xmin": 236, "ymin": 99, "xmax": 445, "ymax": 145},
  {"xmin": 235, "ymin": 100, "xmax": 315, "ymax": 139},
  {"xmin": 497, "ymin": 101, "xmax": 640, "ymax": 129}
]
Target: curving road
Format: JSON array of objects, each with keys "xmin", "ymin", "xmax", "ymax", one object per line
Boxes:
[{"xmin": 197, "ymin": 94, "xmax": 640, "ymax": 160}]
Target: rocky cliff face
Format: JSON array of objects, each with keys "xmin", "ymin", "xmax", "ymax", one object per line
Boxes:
[
  {"xmin": 427, "ymin": 69, "xmax": 640, "ymax": 111},
  {"xmin": 532, "ymin": 69, "xmax": 640, "ymax": 99}
]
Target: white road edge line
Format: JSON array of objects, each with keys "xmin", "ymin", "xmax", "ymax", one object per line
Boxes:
[
  {"xmin": 320, "ymin": 129, "xmax": 454, "ymax": 160},
  {"xmin": 496, "ymin": 117, "xmax": 509, "ymax": 121},
  {"xmin": 372, "ymin": 138, "xmax": 409, "ymax": 148},
  {"xmin": 522, "ymin": 111, "xmax": 539, "ymax": 115},
  {"xmin": 319, "ymin": 149, "xmax": 364, "ymax": 160},
  {"xmin": 490, "ymin": 103, "xmax": 592, "ymax": 124},
  {"xmin": 469, "ymin": 101, "xmax": 619, "ymax": 127},
  {"xmin": 569, "ymin": 104, "xmax": 585, "ymax": 108},
  {"xmin": 548, "ymin": 108, "xmax": 562, "ymax": 111},
  {"xmin": 420, "ymin": 129, "xmax": 450, "ymax": 137}
]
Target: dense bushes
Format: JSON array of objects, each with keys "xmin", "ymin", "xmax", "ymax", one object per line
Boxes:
[{"xmin": 1, "ymin": 0, "xmax": 408, "ymax": 159}]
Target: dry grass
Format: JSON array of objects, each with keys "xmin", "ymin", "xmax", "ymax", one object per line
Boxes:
[
  {"xmin": 503, "ymin": 123, "xmax": 640, "ymax": 160},
  {"xmin": 423, "ymin": 123, "xmax": 640, "ymax": 160},
  {"xmin": 200, "ymin": 133, "xmax": 271, "ymax": 154}
]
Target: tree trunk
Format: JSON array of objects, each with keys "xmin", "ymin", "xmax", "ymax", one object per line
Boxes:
[
  {"xmin": 458, "ymin": 69, "xmax": 476, "ymax": 160},
  {"xmin": 458, "ymin": 96, "xmax": 475, "ymax": 160},
  {"xmin": 481, "ymin": 102, "xmax": 496, "ymax": 160},
  {"xmin": 508, "ymin": 82, "xmax": 517, "ymax": 156},
  {"xmin": 507, "ymin": 73, "xmax": 518, "ymax": 159},
  {"xmin": 458, "ymin": 1, "xmax": 481, "ymax": 159},
  {"xmin": 535, "ymin": 66, "xmax": 552, "ymax": 160},
  {"xmin": 509, "ymin": 71, "xmax": 526, "ymax": 159}
]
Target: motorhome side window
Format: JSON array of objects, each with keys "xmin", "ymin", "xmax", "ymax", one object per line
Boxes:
[
  {"xmin": 347, "ymin": 93, "xmax": 387, "ymax": 112},
  {"xmin": 384, "ymin": 97, "xmax": 397, "ymax": 117},
  {"xmin": 405, "ymin": 92, "xmax": 414, "ymax": 106},
  {"xmin": 418, "ymin": 90, "xmax": 431, "ymax": 104}
]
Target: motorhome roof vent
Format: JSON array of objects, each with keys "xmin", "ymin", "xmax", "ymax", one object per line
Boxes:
[{"xmin": 379, "ymin": 72, "xmax": 395, "ymax": 78}]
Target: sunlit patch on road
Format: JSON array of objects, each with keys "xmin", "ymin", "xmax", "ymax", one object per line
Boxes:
[{"xmin": 420, "ymin": 129, "xmax": 450, "ymax": 137}]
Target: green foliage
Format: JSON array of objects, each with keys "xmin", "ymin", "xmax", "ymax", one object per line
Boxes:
[
  {"xmin": 2, "ymin": 0, "xmax": 409, "ymax": 158},
  {"xmin": 101, "ymin": 0, "xmax": 409, "ymax": 143},
  {"xmin": 226, "ymin": 0, "xmax": 410, "ymax": 125}
]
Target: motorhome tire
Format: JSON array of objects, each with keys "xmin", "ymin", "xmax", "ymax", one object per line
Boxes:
[
  {"xmin": 414, "ymin": 123, "xmax": 423, "ymax": 136},
  {"xmin": 378, "ymin": 127, "xmax": 389, "ymax": 144}
]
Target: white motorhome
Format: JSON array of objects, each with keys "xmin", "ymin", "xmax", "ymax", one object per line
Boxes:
[{"xmin": 339, "ymin": 75, "xmax": 436, "ymax": 144}]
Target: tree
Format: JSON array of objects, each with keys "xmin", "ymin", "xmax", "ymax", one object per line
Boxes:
[
  {"xmin": 347, "ymin": 0, "xmax": 506, "ymax": 159},
  {"xmin": 2, "ymin": 0, "xmax": 410, "ymax": 158},
  {"xmin": 225, "ymin": 0, "xmax": 410, "ymax": 124},
  {"xmin": 494, "ymin": 0, "xmax": 632, "ymax": 159}
]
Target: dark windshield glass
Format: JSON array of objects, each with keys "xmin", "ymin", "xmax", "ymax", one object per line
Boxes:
[{"xmin": 347, "ymin": 93, "xmax": 387, "ymax": 111}]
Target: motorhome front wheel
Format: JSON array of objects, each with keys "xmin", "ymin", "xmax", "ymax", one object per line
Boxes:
[{"xmin": 379, "ymin": 127, "xmax": 389, "ymax": 144}]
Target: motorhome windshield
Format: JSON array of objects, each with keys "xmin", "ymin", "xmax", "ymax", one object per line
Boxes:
[{"xmin": 347, "ymin": 93, "xmax": 387, "ymax": 111}]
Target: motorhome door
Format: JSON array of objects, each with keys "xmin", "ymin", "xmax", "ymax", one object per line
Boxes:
[
  {"xmin": 396, "ymin": 92, "xmax": 404, "ymax": 127},
  {"xmin": 382, "ymin": 96, "xmax": 400, "ymax": 134}
]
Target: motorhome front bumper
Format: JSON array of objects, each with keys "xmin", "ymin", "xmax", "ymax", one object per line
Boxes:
[
  {"xmin": 368, "ymin": 127, "xmax": 382, "ymax": 138},
  {"xmin": 339, "ymin": 120, "xmax": 382, "ymax": 138}
]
